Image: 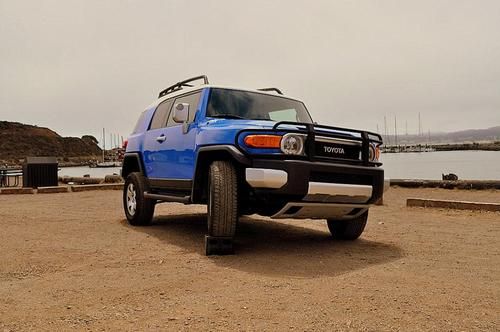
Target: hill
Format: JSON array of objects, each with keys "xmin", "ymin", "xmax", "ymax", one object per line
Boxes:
[
  {"xmin": 384, "ymin": 126, "xmax": 500, "ymax": 145},
  {"xmin": 0, "ymin": 121, "xmax": 102, "ymax": 166}
]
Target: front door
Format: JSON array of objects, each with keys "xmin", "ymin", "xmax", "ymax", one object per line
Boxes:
[{"xmin": 142, "ymin": 91, "xmax": 202, "ymax": 183}]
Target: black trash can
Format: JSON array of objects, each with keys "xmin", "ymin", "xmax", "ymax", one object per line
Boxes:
[{"xmin": 23, "ymin": 157, "xmax": 58, "ymax": 188}]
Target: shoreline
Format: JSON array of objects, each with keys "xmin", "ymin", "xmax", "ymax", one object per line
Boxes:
[
  {"xmin": 2, "ymin": 177, "xmax": 500, "ymax": 192},
  {"xmin": 382, "ymin": 141, "xmax": 500, "ymax": 153},
  {"xmin": 2, "ymin": 179, "xmax": 499, "ymax": 196}
]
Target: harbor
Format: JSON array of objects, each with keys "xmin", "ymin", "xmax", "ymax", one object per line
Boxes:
[{"xmin": 54, "ymin": 150, "xmax": 500, "ymax": 181}]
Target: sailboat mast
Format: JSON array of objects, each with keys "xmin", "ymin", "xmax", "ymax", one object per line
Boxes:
[
  {"xmin": 102, "ymin": 128, "xmax": 105, "ymax": 162},
  {"xmin": 384, "ymin": 116, "xmax": 388, "ymax": 145},
  {"xmin": 394, "ymin": 116, "xmax": 398, "ymax": 147},
  {"xmin": 418, "ymin": 112, "xmax": 422, "ymax": 137}
]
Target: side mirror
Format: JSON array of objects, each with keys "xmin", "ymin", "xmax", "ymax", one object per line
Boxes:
[{"xmin": 173, "ymin": 103, "xmax": 189, "ymax": 123}]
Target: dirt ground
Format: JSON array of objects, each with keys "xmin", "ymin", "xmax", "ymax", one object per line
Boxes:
[{"xmin": 0, "ymin": 187, "xmax": 499, "ymax": 331}]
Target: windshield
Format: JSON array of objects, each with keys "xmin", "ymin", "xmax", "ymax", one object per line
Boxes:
[{"xmin": 206, "ymin": 88, "xmax": 313, "ymax": 123}]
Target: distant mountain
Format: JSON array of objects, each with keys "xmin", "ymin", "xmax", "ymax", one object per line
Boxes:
[
  {"xmin": 384, "ymin": 126, "xmax": 500, "ymax": 145},
  {"xmin": 0, "ymin": 121, "xmax": 102, "ymax": 166}
]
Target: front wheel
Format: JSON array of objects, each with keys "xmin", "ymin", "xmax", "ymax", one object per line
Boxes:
[
  {"xmin": 207, "ymin": 160, "xmax": 238, "ymax": 237},
  {"xmin": 206, "ymin": 161, "xmax": 238, "ymax": 255},
  {"xmin": 123, "ymin": 172, "xmax": 155, "ymax": 226},
  {"xmin": 327, "ymin": 210, "xmax": 368, "ymax": 240}
]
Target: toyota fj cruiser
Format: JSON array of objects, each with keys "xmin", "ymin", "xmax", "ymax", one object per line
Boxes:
[{"xmin": 122, "ymin": 75, "xmax": 384, "ymax": 255}]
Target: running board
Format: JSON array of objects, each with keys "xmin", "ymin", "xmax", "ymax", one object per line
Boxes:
[{"xmin": 144, "ymin": 192, "xmax": 191, "ymax": 203}]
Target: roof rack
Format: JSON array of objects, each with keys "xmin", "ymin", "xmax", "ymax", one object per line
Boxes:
[
  {"xmin": 257, "ymin": 87, "xmax": 283, "ymax": 95},
  {"xmin": 158, "ymin": 75, "xmax": 209, "ymax": 98}
]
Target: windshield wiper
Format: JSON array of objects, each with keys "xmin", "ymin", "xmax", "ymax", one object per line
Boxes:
[{"xmin": 209, "ymin": 114, "xmax": 246, "ymax": 120}]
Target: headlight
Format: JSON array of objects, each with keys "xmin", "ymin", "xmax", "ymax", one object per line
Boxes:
[
  {"xmin": 280, "ymin": 133, "xmax": 305, "ymax": 155},
  {"xmin": 368, "ymin": 143, "xmax": 380, "ymax": 162}
]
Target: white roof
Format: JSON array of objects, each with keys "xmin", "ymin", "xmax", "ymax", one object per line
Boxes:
[{"xmin": 146, "ymin": 84, "xmax": 304, "ymax": 110}]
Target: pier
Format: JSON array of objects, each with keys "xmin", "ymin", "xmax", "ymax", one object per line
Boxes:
[{"xmin": 382, "ymin": 141, "xmax": 500, "ymax": 153}]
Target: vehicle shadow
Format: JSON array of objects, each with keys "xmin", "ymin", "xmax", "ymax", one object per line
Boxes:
[{"xmin": 125, "ymin": 213, "xmax": 403, "ymax": 278}]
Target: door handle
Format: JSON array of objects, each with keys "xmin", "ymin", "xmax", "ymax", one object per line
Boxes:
[{"xmin": 156, "ymin": 135, "xmax": 166, "ymax": 143}]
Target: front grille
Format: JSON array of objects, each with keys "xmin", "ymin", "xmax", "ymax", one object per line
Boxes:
[
  {"xmin": 314, "ymin": 141, "xmax": 361, "ymax": 160},
  {"xmin": 313, "ymin": 136, "xmax": 362, "ymax": 161},
  {"xmin": 310, "ymin": 171, "xmax": 372, "ymax": 185}
]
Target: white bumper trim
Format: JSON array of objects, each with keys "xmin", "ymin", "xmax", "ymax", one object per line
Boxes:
[
  {"xmin": 308, "ymin": 182, "xmax": 373, "ymax": 198},
  {"xmin": 245, "ymin": 168, "xmax": 288, "ymax": 189}
]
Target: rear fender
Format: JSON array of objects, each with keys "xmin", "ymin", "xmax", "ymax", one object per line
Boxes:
[{"xmin": 121, "ymin": 153, "xmax": 145, "ymax": 178}]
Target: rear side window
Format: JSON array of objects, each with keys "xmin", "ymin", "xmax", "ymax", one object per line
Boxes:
[
  {"xmin": 269, "ymin": 109, "xmax": 300, "ymax": 122},
  {"xmin": 149, "ymin": 99, "xmax": 174, "ymax": 130},
  {"xmin": 167, "ymin": 92, "xmax": 202, "ymax": 127},
  {"xmin": 132, "ymin": 111, "xmax": 148, "ymax": 133}
]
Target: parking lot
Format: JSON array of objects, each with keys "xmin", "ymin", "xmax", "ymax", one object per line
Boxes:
[{"xmin": 0, "ymin": 188, "xmax": 499, "ymax": 331}]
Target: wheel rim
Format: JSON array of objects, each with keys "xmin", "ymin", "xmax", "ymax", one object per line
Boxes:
[{"xmin": 126, "ymin": 183, "xmax": 137, "ymax": 216}]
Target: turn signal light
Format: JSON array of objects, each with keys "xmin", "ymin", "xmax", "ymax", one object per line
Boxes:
[{"xmin": 244, "ymin": 135, "xmax": 282, "ymax": 148}]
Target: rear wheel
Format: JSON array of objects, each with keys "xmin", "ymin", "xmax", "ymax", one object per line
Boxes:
[
  {"xmin": 123, "ymin": 172, "xmax": 155, "ymax": 226},
  {"xmin": 206, "ymin": 160, "xmax": 238, "ymax": 255},
  {"xmin": 327, "ymin": 210, "xmax": 368, "ymax": 240}
]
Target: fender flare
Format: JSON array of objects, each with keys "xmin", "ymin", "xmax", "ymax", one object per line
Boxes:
[
  {"xmin": 122, "ymin": 152, "xmax": 145, "ymax": 178},
  {"xmin": 191, "ymin": 145, "xmax": 251, "ymax": 203}
]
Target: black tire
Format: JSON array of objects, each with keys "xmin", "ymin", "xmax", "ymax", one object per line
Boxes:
[
  {"xmin": 207, "ymin": 160, "xmax": 238, "ymax": 238},
  {"xmin": 327, "ymin": 210, "xmax": 369, "ymax": 240},
  {"xmin": 123, "ymin": 172, "xmax": 155, "ymax": 226}
]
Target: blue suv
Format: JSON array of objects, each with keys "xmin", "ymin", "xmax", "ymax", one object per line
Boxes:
[{"xmin": 122, "ymin": 76, "xmax": 384, "ymax": 255}]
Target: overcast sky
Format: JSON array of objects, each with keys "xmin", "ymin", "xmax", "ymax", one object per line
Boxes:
[{"xmin": 1, "ymin": 0, "xmax": 499, "ymax": 144}]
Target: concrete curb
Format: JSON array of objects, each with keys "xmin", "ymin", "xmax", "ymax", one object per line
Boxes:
[
  {"xmin": 0, "ymin": 183, "xmax": 124, "ymax": 195},
  {"xmin": 407, "ymin": 198, "xmax": 500, "ymax": 212},
  {"xmin": 70, "ymin": 183, "xmax": 124, "ymax": 192},
  {"xmin": 38, "ymin": 186, "xmax": 71, "ymax": 194},
  {"xmin": 0, "ymin": 187, "xmax": 36, "ymax": 195},
  {"xmin": 391, "ymin": 179, "xmax": 500, "ymax": 190}
]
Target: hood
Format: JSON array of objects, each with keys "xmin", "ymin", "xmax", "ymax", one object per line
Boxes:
[{"xmin": 203, "ymin": 119, "xmax": 277, "ymax": 129}]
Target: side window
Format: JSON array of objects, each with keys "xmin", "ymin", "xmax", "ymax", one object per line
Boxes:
[
  {"xmin": 132, "ymin": 111, "xmax": 148, "ymax": 133},
  {"xmin": 167, "ymin": 92, "xmax": 202, "ymax": 127},
  {"xmin": 149, "ymin": 99, "xmax": 173, "ymax": 130}
]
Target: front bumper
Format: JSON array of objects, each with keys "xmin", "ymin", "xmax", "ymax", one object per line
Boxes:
[{"xmin": 245, "ymin": 159, "xmax": 384, "ymax": 219}]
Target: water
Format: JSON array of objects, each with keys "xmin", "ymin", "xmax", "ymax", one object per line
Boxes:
[
  {"xmin": 58, "ymin": 151, "xmax": 500, "ymax": 180},
  {"xmin": 382, "ymin": 150, "xmax": 500, "ymax": 180},
  {"xmin": 58, "ymin": 166, "xmax": 121, "ymax": 178}
]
